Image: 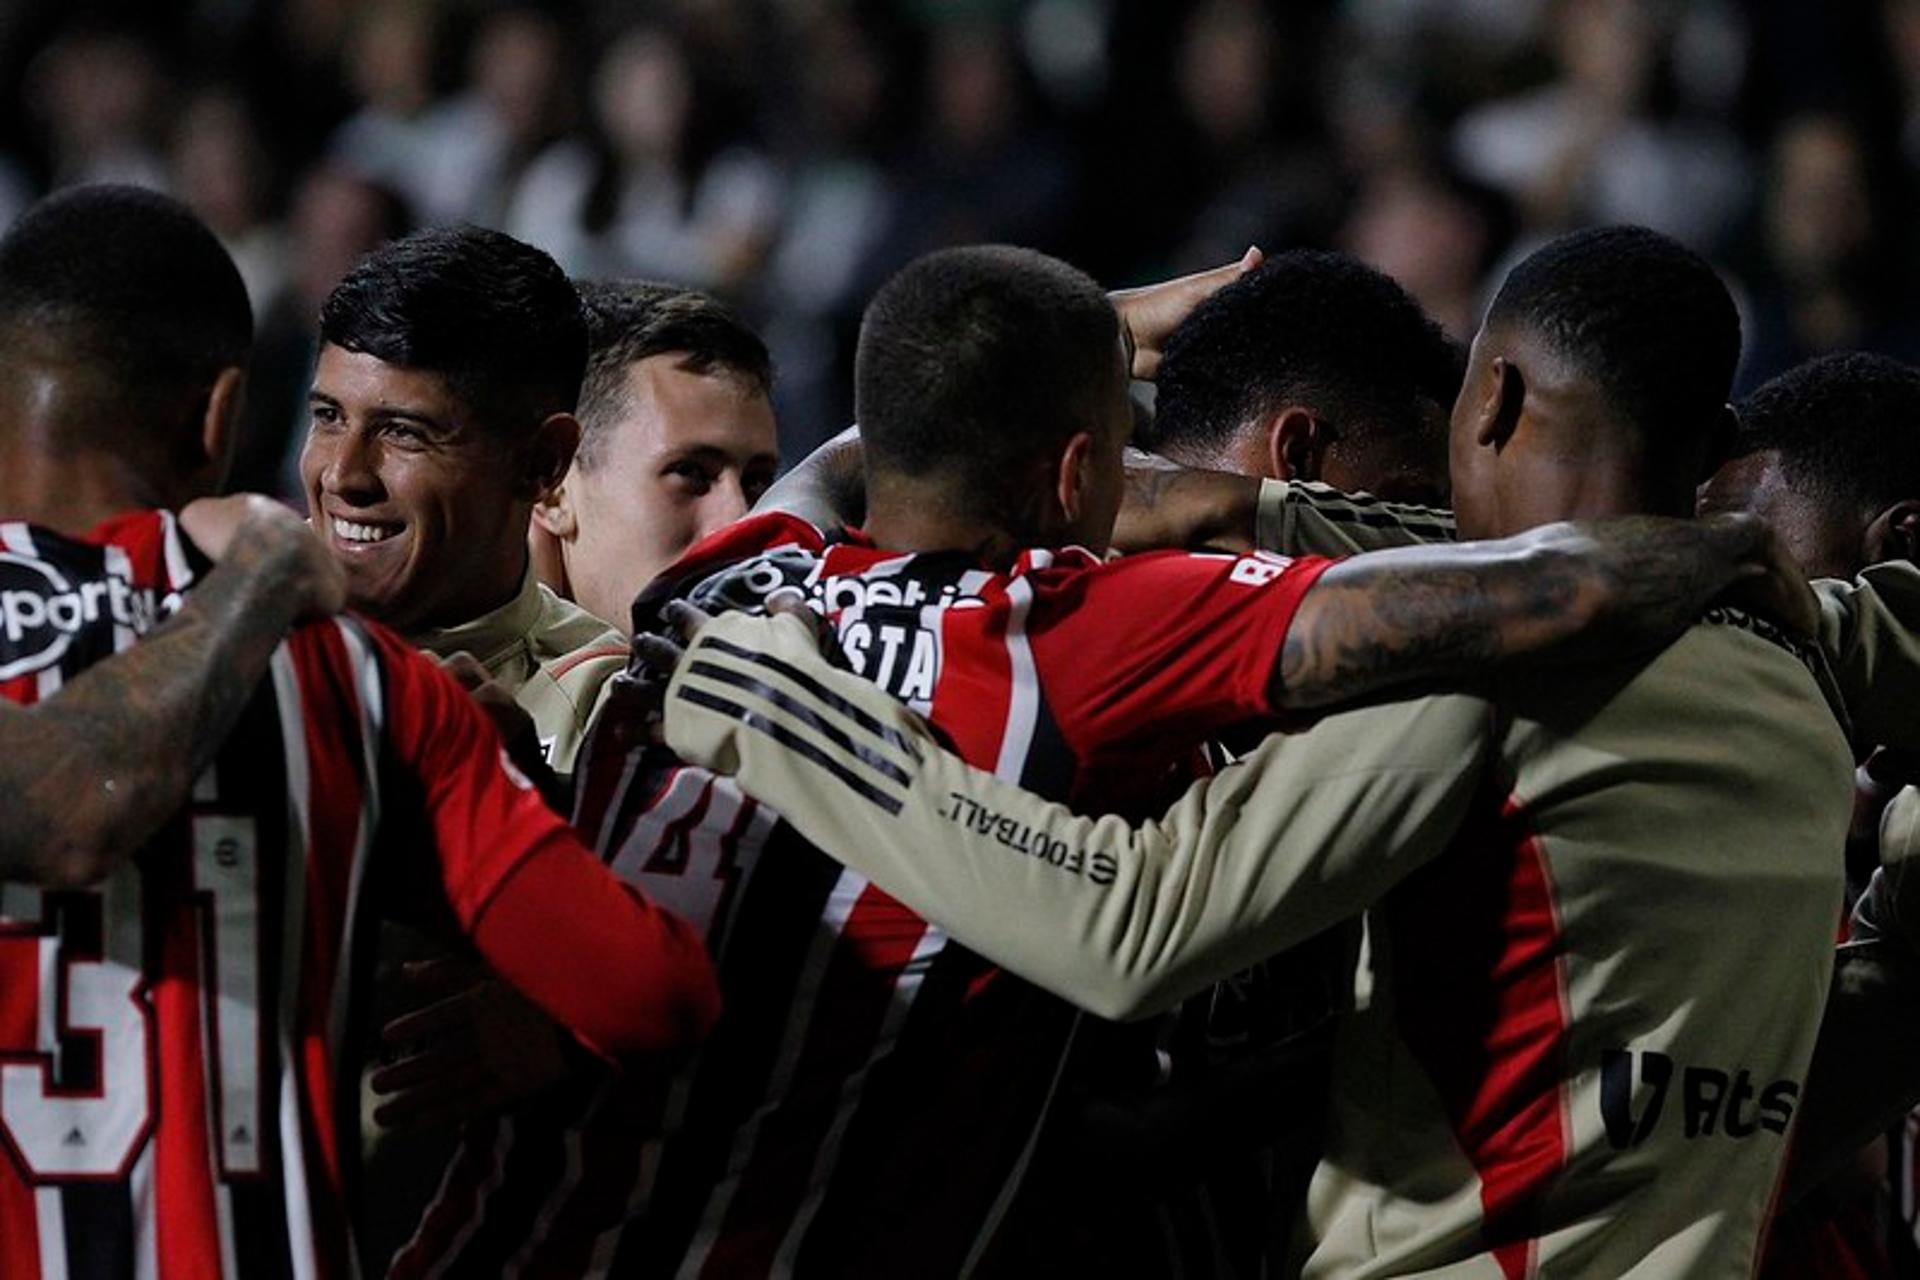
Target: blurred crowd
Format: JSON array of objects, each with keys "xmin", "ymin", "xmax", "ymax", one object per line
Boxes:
[{"xmin": 0, "ymin": 0, "xmax": 1911, "ymax": 488}]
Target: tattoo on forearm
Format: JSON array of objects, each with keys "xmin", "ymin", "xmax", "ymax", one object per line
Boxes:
[{"xmin": 0, "ymin": 533, "xmax": 312, "ymax": 883}]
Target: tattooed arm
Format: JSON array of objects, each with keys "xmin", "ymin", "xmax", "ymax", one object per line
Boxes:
[
  {"xmin": 1274, "ymin": 513, "xmax": 1813, "ymax": 710},
  {"xmin": 0, "ymin": 498, "xmax": 344, "ymax": 887}
]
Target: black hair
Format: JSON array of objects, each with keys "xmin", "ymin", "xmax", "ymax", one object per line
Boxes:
[
  {"xmin": 1735, "ymin": 352, "xmax": 1920, "ymax": 514},
  {"xmin": 854, "ymin": 245, "xmax": 1119, "ymax": 518},
  {"xmin": 574, "ymin": 280, "xmax": 773, "ymax": 468},
  {"xmin": 320, "ymin": 225, "xmax": 586, "ymax": 435},
  {"xmin": 1486, "ymin": 226, "xmax": 1739, "ymax": 445},
  {"xmin": 1142, "ymin": 250, "xmax": 1462, "ymax": 462},
  {"xmin": 0, "ymin": 184, "xmax": 251, "ymax": 456}
]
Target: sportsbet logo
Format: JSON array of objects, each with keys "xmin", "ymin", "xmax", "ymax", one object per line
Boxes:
[{"xmin": 0, "ymin": 552, "xmax": 171, "ymax": 679}]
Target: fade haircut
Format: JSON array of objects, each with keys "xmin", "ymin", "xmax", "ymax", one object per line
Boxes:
[
  {"xmin": 1735, "ymin": 353, "xmax": 1920, "ymax": 514},
  {"xmin": 574, "ymin": 280, "xmax": 773, "ymax": 470},
  {"xmin": 0, "ymin": 184, "xmax": 251, "ymax": 462},
  {"xmin": 1143, "ymin": 250, "xmax": 1462, "ymax": 462},
  {"xmin": 1486, "ymin": 226, "xmax": 1740, "ymax": 447},
  {"xmin": 855, "ymin": 245, "xmax": 1119, "ymax": 516},
  {"xmin": 320, "ymin": 225, "xmax": 586, "ymax": 436}
]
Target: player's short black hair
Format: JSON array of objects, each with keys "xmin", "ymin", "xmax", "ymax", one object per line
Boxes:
[
  {"xmin": 855, "ymin": 245, "xmax": 1119, "ymax": 514},
  {"xmin": 1142, "ymin": 250, "xmax": 1462, "ymax": 461},
  {"xmin": 1735, "ymin": 352, "xmax": 1920, "ymax": 513},
  {"xmin": 1486, "ymin": 226, "xmax": 1740, "ymax": 447},
  {"xmin": 0, "ymin": 184, "xmax": 252, "ymax": 455},
  {"xmin": 574, "ymin": 280, "xmax": 773, "ymax": 469},
  {"xmin": 320, "ymin": 225, "xmax": 586, "ymax": 436}
]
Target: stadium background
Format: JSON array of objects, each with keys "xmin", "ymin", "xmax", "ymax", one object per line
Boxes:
[{"xmin": 0, "ymin": 0, "xmax": 1903, "ymax": 483}]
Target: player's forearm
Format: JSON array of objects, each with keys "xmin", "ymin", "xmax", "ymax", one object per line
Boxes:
[
  {"xmin": 0, "ymin": 524, "xmax": 324, "ymax": 887},
  {"xmin": 664, "ymin": 611, "xmax": 1489, "ymax": 1020},
  {"xmin": 1274, "ymin": 514, "xmax": 1779, "ymax": 710},
  {"xmin": 754, "ymin": 425, "xmax": 865, "ymax": 529},
  {"xmin": 1110, "ymin": 460, "xmax": 1261, "ymax": 554}
]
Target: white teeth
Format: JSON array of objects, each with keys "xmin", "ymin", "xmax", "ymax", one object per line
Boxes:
[{"xmin": 335, "ymin": 519, "xmax": 398, "ymax": 544}]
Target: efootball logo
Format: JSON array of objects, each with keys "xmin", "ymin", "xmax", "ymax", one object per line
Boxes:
[{"xmin": 0, "ymin": 552, "xmax": 170, "ymax": 679}]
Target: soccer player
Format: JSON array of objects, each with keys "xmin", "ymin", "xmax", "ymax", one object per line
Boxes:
[
  {"xmin": 648, "ymin": 228, "xmax": 1920, "ymax": 1275},
  {"xmin": 300, "ymin": 226, "xmax": 624, "ymax": 773},
  {"xmin": 529, "ymin": 281, "xmax": 779, "ymax": 632},
  {"xmin": 1142, "ymin": 248, "xmax": 1461, "ymax": 507},
  {"xmin": 0, "ymin": 185, "xmax": 718, "ymax": 1279},
  {"xmin": 398, "ymin": 240, "xmax": 1813, "ymax": 1277}
]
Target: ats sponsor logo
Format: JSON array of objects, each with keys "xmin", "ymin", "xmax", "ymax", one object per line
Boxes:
[
  {"xmin": 1601, "ymin": 1048, "xmax": 1797, "ymax": 1148},
  {"xmin": 0, "ymin": 553, "xmax": 178, "ymax": 679}
]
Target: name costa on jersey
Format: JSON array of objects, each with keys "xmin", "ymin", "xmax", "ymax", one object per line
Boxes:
[{"xmin": 0, "ymin": 549, "xmax": 181, "ymax": 678}]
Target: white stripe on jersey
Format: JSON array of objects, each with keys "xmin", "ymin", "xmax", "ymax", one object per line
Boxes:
[
  {"xmin": 508, "ymin": 1123, "xmax": 587, "ymax": 1280},
  {"xmin": 993, "ymin": 576, "xmax": 1040, "ymax": 782},
  {"xmin": 268, "ymin": 649, "xmax": 321, "ymax": 1280},
  {"xmin": 771, "ymin": 921, "xmax": 949, "ymax": 1274},
  {"xmin": 420, "ymin": 1123, "xmax": 515, "ymax": 1280},
  {"xmin": 674, "ymin": 867, "xmax": 882, "ymax": 1279},
  {"xmin": 961, "ymin": 1014, "xmax": 1083, "ymax": 1277},
  {"xmin": 157, "ymin": 511, "xmax": 195, "ymax": 594},
  {"xmin": 34, "ymin": 1185, "xmax": 68, "ymax": 1280},
  {"xmin": 588, "ymin": 748, "xmax": 647, "ymax": 859},
  {"xmin": 130, "ymin": 1143, "xmax": 160, "ymax": 1280},
  {"xmin": 103, "ymin": 544, "xmax": 138, "ymax": 653}
]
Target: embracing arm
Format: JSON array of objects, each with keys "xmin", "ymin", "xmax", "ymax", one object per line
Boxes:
[
  {"xmin": 656, "ymin": 609, "xmax": 1489, "ymax": 1021},
  {"xmin": 0, "ymin": 500, "xmax": 342, "ymax": 887},
  {"xmin": 1274, "ymin": 513, "xmax": 1813, "ymax": 711}
]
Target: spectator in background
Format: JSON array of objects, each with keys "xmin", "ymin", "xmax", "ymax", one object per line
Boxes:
[
  {"xmin": 408, "ymin": 6, "xmax": 572, "ymax": 228},
  {"xmin": 1451, "ymin": 0, "xmax": 1749, "ymax": 251},
  {"xmin": 1342, "ymin": 164, "xmax": 1514, "ymax": 342},
  {"xmin": 1738, "ymin": 113, "xmax": 1920, "ymax": 392},
  {"xmin": 172, "ymin": 87, "xmax": 284, "ymax": 311},
  {"xmin": 760, "ymin": 9, "xmax": 901, "ymax": 455},
  {"xmin": 531, "ymin": 280, "xmax": 778, "ymax": 631},
  {"xmin": 327, "ymin": 0, "xmax": 446, "ymax": 218},
  {"xmin": 508, "ymin": 22, "xmax": 781, "ymax": 290},
  {"xmin": 23, "ymin": 27, "xmax": 169, "ymax": 193}
]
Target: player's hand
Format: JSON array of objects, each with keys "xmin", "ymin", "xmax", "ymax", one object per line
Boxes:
[
  {"xmin": 180, "ymin": 493, "xmax": 346, "ymax": 618},
  {"xmin": 1713, "ymin": 516, "xmax": 1821, "ymax": 639},
  {"xmin": 371, "ymin": 958, "xmax": 574, "ymax": 1132},
  {"xmin": 437, "ymin": 652, "xmax": 566, "ymax": 808},
  {"xmin": 1110, "ymin": 453, "xmax": 1261, "ymax": 554},
  {"xmin": 1110, "ymin": 247, "xmax": 1261, "ymax": 381}
]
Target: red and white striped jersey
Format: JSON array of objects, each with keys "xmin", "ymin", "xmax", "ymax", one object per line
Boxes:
[
  {"xmin": 395, "ymin": 512, "xmax": 1333, "ymax": 1278},
  {"xmin": 0, "ymin": 512, "xmax": 706, "ymax": 1280}
]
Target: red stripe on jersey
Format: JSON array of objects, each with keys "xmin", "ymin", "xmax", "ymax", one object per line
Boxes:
[
  {"xmin": 0, "ymin": 927, "xmax": 42, "ymax": 1280},
  {"xmin": 928, "ymin": 583, "xmax": 1015, "ymax": 770},
  {"xmin": 699, "ymin": 885, "xmax": 936, "ymax": 1278},
  {"xmin": 1392, "ymin": 792, "xmax": 1572, "ymax": 1280},
  {"xmin": 151, "ymin": 852, "xmax": 224, "ymax": 1280}
]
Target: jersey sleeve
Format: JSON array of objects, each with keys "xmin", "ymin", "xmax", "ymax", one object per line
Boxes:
[
  {"xmin": 662, "ymin": 609, "xmax": 1491, "ymax": 1021},
  {"xmin": 1030, "ymin": 549, "xmax": 1336, "ymax": 757},
  {"xmin": 1815, "ymin": 562, "xmax": 1920, "ymax": 751},
  {"xmin": 1255, "ymin": 480, "xmax": 1456, "ymax": 556},
  {"xmin": 373, "ymin": 629, "xmax": 719, "ymax": 1059}
]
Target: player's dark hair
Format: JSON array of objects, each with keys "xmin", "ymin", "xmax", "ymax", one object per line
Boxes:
[
  {"xmin": 1486, "ymin": 226, "xmax": 1739, "ymax": 448},
  {"xmin": 0, "ymin": 184, "xmax": 252, "ymax": 459},
  {"xmin": 320, "ymin": 225, "xmax": 586, "ymax": 436},
  {"xmin": 1735, "ymin": 352, "xmax": 1920, "ymax": 514},
  {"xmin": 574, "ymin": 280, "xmax": 773, "ymax": 469},
  {"xmin": 1143, "ymin": 250, "xmax": 1463, "ymax": 462},
  {"xmin": 855, "ymin": 245, "xmax": 1119, "ymax": 517}
]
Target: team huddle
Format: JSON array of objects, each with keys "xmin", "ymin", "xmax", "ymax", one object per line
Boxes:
[{"xmin": 3, "ymin": 180, "xmax": 1920, "ymax": 1279}]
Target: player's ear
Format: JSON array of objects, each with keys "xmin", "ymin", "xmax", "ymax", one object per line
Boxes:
[
  {"xmin": 199, "ymin": 366, "xmax": 247, "ymax": 481},
  {"xmin": 1475, "ymin": 356, "xmax": 1523, "ymax": 450},
  {"xmin": 1056, "ymin": 430, "xmax": 1094, "ymax": 523},
  {"xmin": 1865, "ymin": 499, "xmax": 1920, "ymax": 567},
  {"xmin": 531, "ymin": 475, "xmax": 578, "ymax": 540},
  {"xmin": 519, "ymin": 413, "xmax": 582, "ymax": 499},
  {"xmin": 1264, "ymin": 407, "xmax": 1325, "ymax": 483}
]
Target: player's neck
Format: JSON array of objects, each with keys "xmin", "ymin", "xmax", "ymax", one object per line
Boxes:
[
  {"xmin": 1494, "ymin": 463, "xmax": 1692, "ymax": 534},
  {"xmin": 0, "ymin": 444, "xmax": 178, "ymax": 537},
  {"xmin": 863, "ymin": 491, "xmax": 1028, "ymax": 565}
]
